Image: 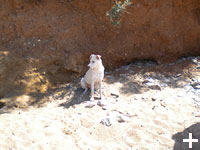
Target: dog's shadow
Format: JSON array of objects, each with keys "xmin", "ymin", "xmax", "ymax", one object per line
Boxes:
[{"xmin": 59, "ymin": 86, "xmax": 96, "ymax": 108}]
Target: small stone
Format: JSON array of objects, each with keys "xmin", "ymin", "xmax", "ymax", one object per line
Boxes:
[
  {"xmin": 192, "ymin": 58, "xmax": 199, "ymax": 65},
  {"xmin": 195, "ymin": 114, "xmax": 200, "ymax": 118},
  {"xmin": 175, "ymin": 74, "xmax": 181, "ymax": 78},
  {"xmin": 161, "ymin": 103, "xmax": 166, "ymax": 108},
  {"xmin": 63, "ymin": 128, "xmax": 72, "ymax": 135},
  {"xmin": 111, "ymin": 93, "xmax": 119, "ymax": 98},
  {"xmin": 149, "ymin": 85, "xmax": 161, "ymax": 90},
  {"xmin": 142, "ymin": 80, "xmax": 149, "ymax": 84},
  {"xmin": 100, "ymin": 118, "xmax": 112, "ymax": 127},
  {"xmin": 97, "ymin": 100, "xmax": 107, "ymax": 107},
  {"xmin": 85, "ymin": 101, "xmax": 96, "ymax": 108},
  {"xmin": 110, "ymin": 89, "xmax": 120, "ymax": 98},
  {"xmin": 152, "ymin": 98, "xmax": 156, "ymax": 101},
  {"xmin": 102, "ymin": 107, "xmax": 107, "ymax": 110},
  {"xmin": 117, "ymin": 116, "xmax": 125, "ymax": 123},
  {"xmin": 191, "ymin": 83, "xmax": 200, "ymax": 89},
  {"xmin": 160, "ymin": 83, "xmax": 168, "ymax": 88}
]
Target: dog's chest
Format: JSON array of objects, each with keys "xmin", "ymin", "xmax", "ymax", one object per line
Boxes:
[{"xmin": 85, "ymin": 68, "xmax": 104, "ymax": 84}]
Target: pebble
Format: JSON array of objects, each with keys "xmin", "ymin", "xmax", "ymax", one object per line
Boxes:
[
  {"xmin": 160, "ymin": 103, "xmax": 166, "ymax": 108},
  {"xmin": 85, "ymin": 101, "xmax": 96, "ymax": 108},
  {"xmin": 117, "ymin": 115, "xmax": 125, "ymax": 123},
  {"xmin": 160, "ymin": 83, "xmax": 168, "ymax": 88},
  {"xmin": 111, "ymin": 93, "xmax": 119, "ymax": 98},
  {"xmin": 191, "ymin": 83, "xmax": 200, "ymax": 89},
  {"xmin": 192, "ymin": 58, "xmax": 199, "ymax": 65},
  {"xmin": 174, "ymin": 74, "xmax": 182, "ymax": 78},
  {"xmin": 102, "ymin": 107, "xmax": 107, "ymax": 110},
  {"xmin": 143, "ymin": 78, "xmax": 161, "ymax": 90},
  {"xmin": 152, "ymin": 106, "xmax": 156, "ymax": 110},
  {"xmin": 149, "ymin": 85, "xmax": 161, "ymax": 90},
  {"xmin": 97, "ymin": 100, "xmax": 107, "ymax": 107},
  {"xmin": 100, "ymin": 118, "xmax": 112, "ymax": 127},
  {"xmin": 110, "ymin": 89, "xmax": 120, "ymax": 98}
]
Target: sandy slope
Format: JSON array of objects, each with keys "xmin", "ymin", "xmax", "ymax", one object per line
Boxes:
[{"xmin": 0, "ymin": 57, "xmax": 200, "ymax": 150}]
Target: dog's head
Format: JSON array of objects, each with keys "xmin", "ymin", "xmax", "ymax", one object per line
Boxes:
[{"xmin": 88, "ymin": 54, "xmax": 102, "ymax": 69}]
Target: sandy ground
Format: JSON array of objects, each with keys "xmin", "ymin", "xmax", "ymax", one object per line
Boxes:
[{"xmin": 0, "ymin": 57, "xmax": 200, "ymax": 150}]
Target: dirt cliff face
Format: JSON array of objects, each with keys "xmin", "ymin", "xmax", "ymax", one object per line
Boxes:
[{"xmin": 0, "ymin": 0, "xmax": 200, "ymax": 97}]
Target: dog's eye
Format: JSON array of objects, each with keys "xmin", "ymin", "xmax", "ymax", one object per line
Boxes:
[{"xmin": 92, "ymin": 61, "xmax": 95, "ymax": 63}]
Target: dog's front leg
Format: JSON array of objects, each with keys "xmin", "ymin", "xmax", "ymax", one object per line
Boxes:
[
  {"xmin": 90, "ymin": 80, "xmax": 94, "ymax": 101},
  {"xmin": 99, "ymin": 81, "xmax": 103, "ymax": 100}
]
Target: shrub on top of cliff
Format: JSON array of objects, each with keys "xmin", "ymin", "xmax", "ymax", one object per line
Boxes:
[{"xmin": 106, "ymin": 0, "xmax": 132, "ymax": 25}]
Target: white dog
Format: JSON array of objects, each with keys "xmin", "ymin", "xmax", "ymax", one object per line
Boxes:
[{"xmin": 81, "ymin": 54, "xmax": 104, "ymax": 101}]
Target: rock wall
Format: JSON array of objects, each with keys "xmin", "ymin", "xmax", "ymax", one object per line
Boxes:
[{"xmin": 0, "ymin": 0, "xmax": 200, "ymax": 97}]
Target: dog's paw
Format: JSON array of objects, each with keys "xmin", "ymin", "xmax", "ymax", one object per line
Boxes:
[
  {"xmin": 100, "ymin": 95, "xmax": 104, "ymax": 100},
  {"xmin": 90, "ymin": 97, "xmax": 94, "ymax": 101}
]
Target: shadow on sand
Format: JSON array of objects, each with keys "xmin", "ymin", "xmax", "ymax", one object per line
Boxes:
[
  {"xmin": 172, "ymin": 123, "xmax": 200, "ymax": 150},
  {"xmin": 0, "ymin": 57, "xmax": 199, "ymax": 111}
]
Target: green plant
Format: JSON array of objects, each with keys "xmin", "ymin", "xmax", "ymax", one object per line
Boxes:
[{"xmin": 106, "ymin": 0, "xmax": 132, "ymax": 25}]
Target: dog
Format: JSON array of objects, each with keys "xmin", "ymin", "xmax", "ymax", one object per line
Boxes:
[{"xmin": 81, "ymin": 54, "xmax": 104, "ymax": 101}]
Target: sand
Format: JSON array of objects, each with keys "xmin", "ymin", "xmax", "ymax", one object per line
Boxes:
[{"xmin": 0, "ymin": 57, "xmax": 200, "ymax": 150}]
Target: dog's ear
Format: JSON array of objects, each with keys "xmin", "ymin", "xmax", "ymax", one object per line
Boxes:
[{"xmin": 96, "ymin": 55, "xmax": 101, "ymax": 60}]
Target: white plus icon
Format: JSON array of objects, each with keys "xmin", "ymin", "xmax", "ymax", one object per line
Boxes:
[{"xmin": 183, "ymin": 133, "xmax": 198, "ymax": 148}]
